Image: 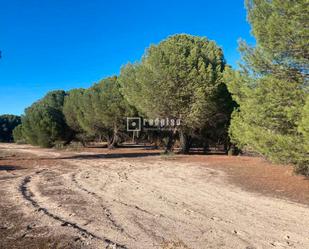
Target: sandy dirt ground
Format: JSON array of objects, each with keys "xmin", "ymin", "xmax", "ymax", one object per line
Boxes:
[{"xmin": 0, "ymin": 143, "xmax": 308, "ymax": 249}]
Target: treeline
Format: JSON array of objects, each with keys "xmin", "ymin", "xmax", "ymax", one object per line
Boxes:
[
  {"xmin": 0, "ymin": 115, "xmax": 21, "ymax": 142},
  {"xmin": 12, "ymin": 0, "xmax": 308, "ymax": 175},
  {"xmin": 13, "ymin": 35, "xmax": 235, "ymax": 153}
]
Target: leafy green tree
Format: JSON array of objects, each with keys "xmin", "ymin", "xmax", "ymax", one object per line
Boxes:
[
  {"xmin": 243, "ymin": 0, "xmax": 308, "ymax": 74},
  {"xmin": 200, "ymin": 81, "xmax": 236, "ymax": 152},
  {"xmin": 63, "ymin": 88, "xmax": 90, "ymax": 143},
  {"xmin": 12, "ymin": 124, "xmax": 24, "ymax": 143},
  {"xmin": 119, "ymin": 34, "xmax": 232, "ymax": 152},
  {"xmin": 40, "ymin": 90, "xmax": 67, "ymax": 110},
  {"xmin": 76, "ymin": 76, "xmax": 134, "ymax": 148},
  {"xmin": 21, "ymin": 90, "xmax": 72, "ymax": 147},
  {"xmin": 0, "ymin": 115, "xmax": 21, "ymax": 142},
  {"xmin": 63, "ymin": 89, "xmax": 85, "ymax": 133},
  {"xmin": 225, "ymin": 0, "xmax": 308, "ymax": 174},
  {"xmin": 22, "ymin": 105, "xmax": 67, "ymax": 147}
]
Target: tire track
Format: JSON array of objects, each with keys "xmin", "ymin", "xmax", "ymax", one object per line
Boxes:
[
  {"xmin": 72, "ymin": 169, "xmax": 153, "ymax": 217},
  {"xmin": 20, "ymin": 175, "xmax": 128, "ymax": 249},
  {"xmin": 132, "ymin": 215, "xmax": 165, "ymax": 244},
  {"xmin": 113, "ymin": 199, "xmax": 153, "ymax": 215},
  {"xmin": 71, "ymin": 172, "xmax": 127, "ymax": 234},
  {"xmin": 60, "ymin": 164, "xmax": 255, "ymax": 247}
]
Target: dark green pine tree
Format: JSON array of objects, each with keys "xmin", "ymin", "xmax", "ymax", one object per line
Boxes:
[
  {"xmin": 119, "ymin": 34, "xmax": 233, "ymax": 152},
  {"xmin": 63, "ymin": 88, "xmax": 90, "ymax": 143},
  {"xmin": 71, "ymin": 76, "xmax": 134, "ymax": 148},
  {"xmin": 21, "ymin": 90, "xmax": 72, "ymax": 147},
  {"xmin": 225, "ymin": 0, "xmax": 309, "ymax": 174}
]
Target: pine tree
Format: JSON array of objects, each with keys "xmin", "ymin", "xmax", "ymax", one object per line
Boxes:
[
  {"xmin": 119, "ymin": 34, "xmax": 233, "ymax": 152},
  {"xmin": 63, "ymin": 88, "xmax": 88, "ymax": 143},
  {"xmin": 21, "ymin": 90, "xmax": 72, "ymax": 147},
  {"xmin": 13, "ymin": 124, "xmax": 24, "ymax": 143},
  {"xmin": 75, "ymin": 76, "xmax": 134, "ymax": 148},
  {"xmin": 225, "ymin": 0, "xmax": 309, "ymax": 174},
  {"xmin": 299, "ymin": 96, "xmax": 309, "ymax": 151}
]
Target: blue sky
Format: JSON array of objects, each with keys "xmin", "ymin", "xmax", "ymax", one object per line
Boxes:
[{"xmin": 0, "ymin": 0, "xmax": 255, "ymax": 115}]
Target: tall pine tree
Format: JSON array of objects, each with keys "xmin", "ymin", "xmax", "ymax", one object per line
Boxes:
[
  {"xmin": 119, "ymin": 34, "xmax": 233, "ymax": 152},
  {"xmin": 225, "ymin": 0, "xmax": 309, "ymax": 174}
]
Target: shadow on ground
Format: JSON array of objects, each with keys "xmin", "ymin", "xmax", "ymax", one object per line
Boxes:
[
  {"xmin": 0, "ymin": 165, "xmax": 25, "ymax": 171},
  {"xmin": 60, "ymin": 152, "xmax": 161, "ymax": 160}
]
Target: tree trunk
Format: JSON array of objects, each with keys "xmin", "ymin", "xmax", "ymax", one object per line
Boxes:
[
  {"xmin": 228, "ymin": 144, "xmax": 240, "ymax": 156},
  {"xmin": 203, "ymin": 141, "xmax": 210, "ymax": 153},
  {"xmin": 80, "ymin": 139, "xmax": 86, "ymax": 147},
  {"xmin": 165, "ymin": 129, "xmax": 177, "ymax": 153},
  {"xmin": 154, "ymin": 135, "xmax": 160, "ymax": 148},
  {"xmin": 108, "ymin": 126, "xmax": 118, "ymax": 149},
  {"xmin": 108, "ymin": 135, "xmax": 117, "ymax": 149},
  {"xmin": 179, "ymin": 130, "xmax": 191, "ymax": 154}
]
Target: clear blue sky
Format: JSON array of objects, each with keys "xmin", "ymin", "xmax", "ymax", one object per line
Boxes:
[{"xmin": 0, "ymin": 0, "xmax": 255, "ymax": 115}]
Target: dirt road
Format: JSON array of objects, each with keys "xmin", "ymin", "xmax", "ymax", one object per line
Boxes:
[{"xmin": 0, "ymin": 143, "xmax": 308, "ymax": 249}]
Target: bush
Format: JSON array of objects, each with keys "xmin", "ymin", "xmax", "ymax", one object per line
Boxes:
[
  {"xmin": 21, "ymin": 90, "xmax": 73, "ymax": 148},
  {"xmin": 13, "ymin": 124, "xmax": 24, "ymax": 143}
]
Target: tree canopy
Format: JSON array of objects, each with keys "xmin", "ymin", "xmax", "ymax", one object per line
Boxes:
[
  {"xmin": 63, "ymin": 76, "xmax": 135, "ymax": 147},
  {"xmin": 20, "ymin": 90, "xmax": 72, "ymax": 147},
  {"xmin": 119, "ymin": 34, "xmax": 234, "ymax": 152},
  {"xmin": 0, "ymin": 115, "xmax": 21, "ymax": 142},
  {"xmin": 225, "ymin": 0, "xmax": 309, "ymax": 174},
  {"xmin": 63, "ymin": 88, "xmax": 86, "ymax": 135}
]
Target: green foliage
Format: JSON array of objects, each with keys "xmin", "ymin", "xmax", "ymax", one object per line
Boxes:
[
  {"xmin": 12, "ymin": 124, "xmax": 24, "ymax": 143},
  {"xmin": 21, "ymin": 90, "xmax": 72, "ymax": 148},
  {"xmin": 0, "ymin": 114, "xmax": 21, "ymax": 142},
  {"xmin": 226, "ymin": 0, "xmax": 309, "ymax": 175},
  {"xmin": 40, "ymin": 90, "xmax": 66, "ymax": 110},
  {"xmin": 22, "ymin": 105, "xmax": 67, "ymax": 147},
  {"xmin": 245, "ymin": 0, "xmax": 308, "ymax": 72},
  {"xmin": 119, "ymin": 34, "xmax": 233, "ymax": 151},
  {"xmin": 120, "ymin": 34, "xmax": 225, "ymax": 125},
  {"xmin": 72, "ymin": 76, "xmax": 134, "ymax": 147},
  {"xmin": 298, "ymin": 96, "xmax": 309, "ymax": 171},
  {"xmin": 63, "ymin": 88, "xmax": 86, "ymax": 134},
  {"xmin": 298, "ymin": 96, "xmax": 309, "ymax": 146},
  {"xmin": 91, "ymin": 76, "xmax": 132, "ymax": 131}
]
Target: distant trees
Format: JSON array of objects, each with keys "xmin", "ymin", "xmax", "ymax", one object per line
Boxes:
[
  {"xmin": 13, "ymin": 33, "xmax": 234, "ymax": 153},
  {"xmin": 0, "ymin": 115, "xmax": 21, "ymax": 142},
  {"xmin": 225, "ymin": 0, "xmax": 309, "ymax": 174},
  {"xmin": 9, "ymin": 35, "xmax": 235, "ymax": 154},
  {"xmin": 119, "ymin": 34, "xmax": 234, "ymax": 152}
]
